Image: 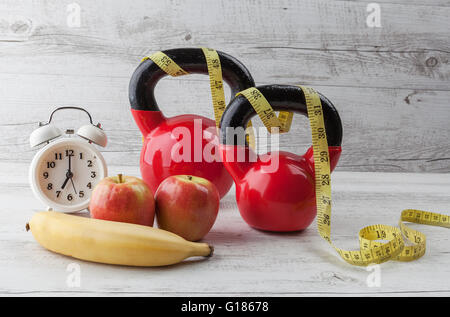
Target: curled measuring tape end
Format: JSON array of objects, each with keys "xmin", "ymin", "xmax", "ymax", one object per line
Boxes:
[
  {"xmin": 300, "ymin": 85, "xmax": 449, "ymax": 266},
  {"xmin": 222, "ymin": 83, "xmax": 449, "ymax": 265}
]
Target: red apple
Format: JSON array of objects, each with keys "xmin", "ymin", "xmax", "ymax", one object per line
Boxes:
[
  {"xmin": 89, "ymin": 174, "xmax": 155, "ymax": 226},
  {"xmin": 155, "ymin": 175, "xmax": 220, "ymax": 241}
]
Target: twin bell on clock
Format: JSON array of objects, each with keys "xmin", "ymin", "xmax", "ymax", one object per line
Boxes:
[{"xmin": 29, "ymin": 107, "xmax": 108, "ymax": 213}]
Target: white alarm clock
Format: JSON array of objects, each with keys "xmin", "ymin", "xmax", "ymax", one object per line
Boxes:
[{"xmin": 29, "ymin": 107, "xmax": 108, "ymax": 212}]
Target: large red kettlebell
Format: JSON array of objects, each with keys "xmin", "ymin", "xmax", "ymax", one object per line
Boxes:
[
  {"xmin": 129, "ymin": 48, "xmax": 255, "ymax": 198},
  {"xmin": 219, "ymin": 85, "xmax": 343, "ymax": 231}
]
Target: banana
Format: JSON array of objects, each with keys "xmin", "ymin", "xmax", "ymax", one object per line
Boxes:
[{"xmin": 26, "ymin": 211, "xmax": 214, "ymax": 267}]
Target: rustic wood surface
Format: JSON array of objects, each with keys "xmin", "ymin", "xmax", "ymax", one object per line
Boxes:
[
  {"xmin": 0, "ymin": 163, "xmax": 449, "ymax": 296},
  {"xmin": 0, "ymin": 0, "xmax": 449, "ymax": 172}
]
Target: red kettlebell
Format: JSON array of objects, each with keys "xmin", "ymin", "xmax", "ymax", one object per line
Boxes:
[
  {"xmin": 219, "ymin": 85, "xmax": 343, "ymax": 231},
  {"xmin": 129, "ymin": 48, "xmax": 255, "ymax": 199}
]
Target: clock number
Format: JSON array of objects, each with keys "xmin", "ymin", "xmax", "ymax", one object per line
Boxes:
[
  {"xmin": 66, "ymin": 149, "xmax": 74, "ymax": 157},
  {"xmin": 87, "ymin": 182, "xmax": 92, "ymax": 189},
  {"xmin": 47, "ymin": 162, "xmax": 56, "ymax": 168},
  {"xmin": 91, "ymin": 171, "xmax": 96, "ymax": 178},
  {"xmin": 67, "ymin": 194, "xmax": 73, "ymax": 201},
  {"xmin": 47, "ymin": 183, "xmax": 53, "ymax": 190},
  {"xmin": 79, "ymin": 153, "xmax": 83, "ymax": 160},
  {"xmin": 79, "ymin": 191, "xmax": 84, "ymax": 198},
  {"xmin": 56, "ymin": 191, "xmax": 61, "ymax": 198},
  {"xmin": 55, "ymin": 153, "xmax": 62, "ymax": 160},
  {"xmin": 87, "ymin": 160, "xmax": 93, "ymax": 167},
  {"xmin": 43, "ymin": 172, "xmax": 49, "ymax": 179}
]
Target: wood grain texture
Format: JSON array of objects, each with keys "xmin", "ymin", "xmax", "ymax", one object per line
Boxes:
[
  {"xmin": 338, "ymin": 0, "xmax": 450, "ymax": 7},
  {"xmin": 1, "ymin": 163, "xmax": 449, "ymax": 296},
  {"xmin": 0, "ymin": 0, "xmax": 449, "ymax": 172}
]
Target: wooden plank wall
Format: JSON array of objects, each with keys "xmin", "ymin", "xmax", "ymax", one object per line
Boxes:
[{"xmin": 0, "ymin": 0, "xmax": 449, "ymax": 172}]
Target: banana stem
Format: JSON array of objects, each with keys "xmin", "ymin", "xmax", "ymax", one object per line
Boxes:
[
  {"xmin": 190, "ymin": 242, "xmax": 214, "ymax": 257},
  {"xmin": 206, "ymin": 245, "xmax": 214, "ymax": 257}
]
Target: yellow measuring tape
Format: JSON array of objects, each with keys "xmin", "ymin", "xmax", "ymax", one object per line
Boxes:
[
  {"xmin": 142, "ymin": 52, "xmax": 188, "ymax": 77},
  {"xmin": 200, "ymin": 47, "xmax": 227, "ymax": 128},
  {"xmin": 237, "ymin": 88, "xmax": 293, "ymax": 149},
  {"xmin": 143, "ymin": 49, "xmax": 293, "ymax": 149},
  {"xmin": 142, "ymin": 49, "xmax": 231, "ymax": 128},
  {"xmin": 237, "ymin": 88, "xmax": 293, "ymax": 133},
  {"xmin": 240, "ymin": 86, "xmax": 450, "ymax": 266},
  {"xmin": 143, "ymin": 49, "xmax": 254, "ymax": 146}
]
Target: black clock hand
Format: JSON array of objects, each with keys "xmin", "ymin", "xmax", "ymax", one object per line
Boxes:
[
  {"xmin": 61, "ymin": 176, "xmax": 70, "ymax": 189},
  {"xmin": 61, "ymin": 154, "xmax": 73, "ymax": 190},
  {"xmin": 70, "ymin": 177, "xmax": 77, "ymax": 195},
  {"xmin": 67, "ymin": 153, "xmax": 78, "ymax": 194},
  {"xmin": 68, "ymin": 153, "xmax": 72, "ymax": 173}
]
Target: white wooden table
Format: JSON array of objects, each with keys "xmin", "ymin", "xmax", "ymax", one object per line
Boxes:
[{"xmin": 1, "ymin": 162, "xmax": 449, "ymax": 296}]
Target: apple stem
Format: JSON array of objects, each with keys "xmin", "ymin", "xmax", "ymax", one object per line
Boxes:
[
  {"xmin": 118, "ymin": 174, "xmax": 123, "ymax": 183},
  {"xmin": 187, "ymin": 175, "xmax": 192, "ymax": 181}
]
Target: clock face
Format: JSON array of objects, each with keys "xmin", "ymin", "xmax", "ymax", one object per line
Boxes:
[{"xmin": 30, "ymin": 139, "xmax": 107, "ymax": 212}]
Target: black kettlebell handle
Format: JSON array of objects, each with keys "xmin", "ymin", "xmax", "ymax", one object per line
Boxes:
[
  {"xmin": 220, "ymin": 85, "xmax": 343, "ymax": 147},
  {"xmin": 129, "ymin": 48, "xmax": 255, "ymax": 111}
]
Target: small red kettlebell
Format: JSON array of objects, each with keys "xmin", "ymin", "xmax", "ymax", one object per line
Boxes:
[
  {"xmin": 129, "ymin": 48, "xmax": 255, "ymax": 198},
  {"xmin": 219, "ymin": 85, "xmax": 343, "ymax": 232}
]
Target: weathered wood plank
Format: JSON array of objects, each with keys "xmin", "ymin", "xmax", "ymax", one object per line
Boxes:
[
  {"xmin": 344, "ymin": 0, "xmax": 450, "ymax": 7},
  {"xmin": 348, "ymin": 0, "xmax": 450, "ymax": 7},
  {"xmin": 1, "ymin": 0, "xmax": 450, "ymax": 51},
  {"xmin": 0, "ymin": 0, "xmax": 449, "ymax": 173},
  {"xmin": 1, "ymin": 47, "xmax": 448, "ymax": 90},
  {"xmin": 1, "ymin": 72, "xmax": 449, "ymax": 172},
  {"xmin": 1, "ymin": 164, "xmax": 449, "ymax": 296}
]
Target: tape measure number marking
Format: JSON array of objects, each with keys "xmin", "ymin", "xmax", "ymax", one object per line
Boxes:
[{"xmin": 240, "ymin": 86, "xmax": 450, "ymax": 266}]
